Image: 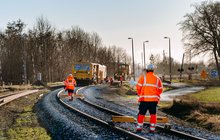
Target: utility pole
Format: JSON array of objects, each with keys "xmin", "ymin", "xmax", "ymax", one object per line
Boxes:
[
  {"xmin": 143, "ymin": 41, "xmax": 149, "ymax": 68},
  {"xmin": 164, "ymin": 37, "xmax": 172, "ymax": 83},
  {"xmin": 141, "ymin": 52, "xmax": 143, "ymax": 69},
  {"xmin": 143, "ymin": 42, "xmax": 145, "ymax": 67},
  {"xmin": 179, "ymin": 53, "xmax": 184, "ymax": 81},
  {"xmin": 128, "ymin": 37, "xmax": 135, "ymax": 81},
  {"xmin": 188, "ymin": 50, "xmax": 194, "ymax": 80},
  {"xmin": 163, "ymin": 50, "xmax": 165, "ymax": 80}
]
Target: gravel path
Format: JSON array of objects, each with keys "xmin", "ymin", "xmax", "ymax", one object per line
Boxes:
[
  {"xmin": 36, "ymin": 88, "xmax": 130, "ymax": 140},
  {"xmin": 79, "ymin": 85, "xmax": 220, "ymax": 140}
]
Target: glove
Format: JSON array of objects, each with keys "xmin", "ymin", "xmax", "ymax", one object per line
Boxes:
[{"xmin": 129, "ymin": 80, "xmax": 137, "ymax": 85}]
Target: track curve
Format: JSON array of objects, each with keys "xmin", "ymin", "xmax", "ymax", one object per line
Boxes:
[{"xmin": 36, "ymin": 88, "xmax": 138, "ymax": 139}]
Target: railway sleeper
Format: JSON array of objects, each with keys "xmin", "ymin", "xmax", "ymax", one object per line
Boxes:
[
  {"xmin": 0, "ymin": 99, "xmax": 4, "ymax": 103},
  {"xmin": 111, "ymin": 115, "xmax": 171, "ymax": 129},
  {"xmin": 112, "ymin": 115, "xmax": 169, "ymax": 123}
]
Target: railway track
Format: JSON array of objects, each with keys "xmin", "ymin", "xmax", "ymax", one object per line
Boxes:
[
  {"xmin": 57, "ymin": 89, "xmax": 146, "ymax": 140},
  {"xmin": 78, "ymin": 97, "xmax": 205, "ymax": 140},
  {"xmin": 38, "ymin": 88, "xmax": 145, "ymax": 139},
  {"xmin": 0, "ymin": 92, "xmax": 21, "ymax": 99},
  {"xmin": 57, "ymin": 86, "xmax": 206, "ymax": 140},
  {"xmin": 0, "ymin": 90, "xmax": 39, "ymax": 106}
]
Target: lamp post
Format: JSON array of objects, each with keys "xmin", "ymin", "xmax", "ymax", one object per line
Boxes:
[
  {"xmin": 141, "ymin": 52, "xmax": 143, "ymax": 69},
  {"xmin": 128, "ymin": 37, "xmax": 135, "ymax": 81},
  {"xmin": 164, "ymin": 37, "xmax": 172, "ymax": 83},
  {"xmin": 143, "ymin": 41, "xmax": 149, "ymax": 68}
]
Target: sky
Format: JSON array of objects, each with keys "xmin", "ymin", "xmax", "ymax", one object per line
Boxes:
[{"xmin": 0, "ymin": 0, "xmax": 217, "ymax": 65}]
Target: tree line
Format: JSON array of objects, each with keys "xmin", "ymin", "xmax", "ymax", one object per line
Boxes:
[
  {"xmin": 0, "ymin": 17, "xmax": 131, "ymax": 84},
  {"xmin": 1, "ymin": 1, "xmax": 219, "ymax": 84}
]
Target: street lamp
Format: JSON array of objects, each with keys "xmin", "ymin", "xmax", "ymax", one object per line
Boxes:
[
  {"xmin": 164, "ymin": 37, "xmax": 172, "ymax": 83},
  {"xmin": 143, "ymin": 41, "xmax": 149, "ymax": 68},
  {"xmin": 128, "ymin": 37, "xmax": 135, "ymax": 81}
]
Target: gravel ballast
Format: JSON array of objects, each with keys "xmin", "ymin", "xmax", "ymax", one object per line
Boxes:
[
  {"xmin": 61, "ymin": 88, "xmax": 186, "ymax": 140},
  {"xmin": 78, "ymin": 85, "xmax": 220, "ymax": 140},
  {"xmin": 36, "ymin": 88, "xmax": 130, "ymax": 140}
]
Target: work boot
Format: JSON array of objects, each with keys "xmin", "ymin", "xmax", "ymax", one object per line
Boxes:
[
  {"xmin": 136, "ymin": 124, "xmax": 143, "ymax": 133},
  {"xmin": 149, "ymin": 123, "xmax": 156, "ymax": 133},
  {"xmin": 149, "ymin": 129, "xmax": 155, "ymax": 133},
  {"xmin": 68, "ymin": 96, "xmax": 73, "ymax": 101}
]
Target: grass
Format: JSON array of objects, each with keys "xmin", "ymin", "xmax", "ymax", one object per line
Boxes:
[
  {"xmin": 163, "ymin": 87, "xmax": 172, "ymax": 92},
  {"xmin": 0, "ymin": 82, "xmax": 63, "ymax": 92},
  {"xmin": 189, "ymin": 87, "xmax": 220, "ymax": 103},
  {"xmin": 47, "ymin": 82, "xmax": 63, "ymax": 86},
  {"xmin": 0, "ymin": 90, "xmax": 51, "ymax": 140},
  {"xmin": 158, "ymin": 101, "xmax": 173, "ymax": 108},
  {"xmin": 162, "ymin": 86, "xmax": 220, "ymax": 134}
]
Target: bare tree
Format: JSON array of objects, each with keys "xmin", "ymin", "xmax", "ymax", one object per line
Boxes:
[
  {"xmin": 180, "ymin": 1, "xmax": 220, "ymax": 80},
  {"xmin": 0, "ymin": 17, "xmax": 132, "ymax": 84}
]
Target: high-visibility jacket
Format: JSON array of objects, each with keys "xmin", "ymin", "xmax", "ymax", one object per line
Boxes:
[
  {"xmin": 65, "ymin": 77, "xmax": 76, "ymax": 90},
  {"xmin": 136, "ymin": 72, "xmax": 163, "ymax": 102},
  {"xmin": 64, "ymin": 79, "xmax": 68, "ymax": 87}
]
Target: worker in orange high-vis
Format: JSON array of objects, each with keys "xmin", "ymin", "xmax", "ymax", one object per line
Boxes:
[
  {"xmin": 65, "ymin": 74, "xmax": 77, "ymax": 101},
  {"xmin": 63, "ymin": 77, "xmax": 68, "ymax": 89},
  {"xmin": 136, "ymin": 64, "xmax": 163, "ymax": 133}
]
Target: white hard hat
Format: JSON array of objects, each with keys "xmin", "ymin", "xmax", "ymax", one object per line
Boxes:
[
  {"xmin": 68, "ymin": 74, "xmax": 73, "ymax": 77},
  {"xmin": 146, "ymin": 64, "xmax": 155, "ymax": 70}
]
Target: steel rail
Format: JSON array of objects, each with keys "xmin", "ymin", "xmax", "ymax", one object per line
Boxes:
[
  {"xmin": 57, "ymin": 89, "xmax": 147, "ymax": 140},
  {"xmin": 0, "ymin": 92, "xmax": 21, "ymax": 99},
  {"xmin": 0, "ymin": 90, "xmax": 39, "ymax": 107},
  {"xmin": 75, "ymin": 87, "xmax": 206, "ymax": 140}
]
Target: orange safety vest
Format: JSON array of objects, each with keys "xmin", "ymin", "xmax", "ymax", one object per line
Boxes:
[
  {"xmin": 64, "ymin": 79, "xmax": 68, "ymax": 87},
  {"xmin": 136, "ymin": 72, "xmax": 163, "ymax": 102},
  {"xmin": 65, "ymin": 77, "xmax": 76, "ymax": 90}
]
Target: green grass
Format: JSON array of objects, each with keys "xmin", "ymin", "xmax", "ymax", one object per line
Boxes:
[
  {"xmin": 47, "ymin": 82, "xmax": 63, "ymax": 86},
  {"xmin": 158, "ymin": 101, "xmax": 173, "ymax": 108},
  {"xmin": 190, "ymin": 87, "xmax": 220, "ymax": 102},
  {"xmin": 0, "ymin": 90, "xmax": 51, "ymax": 140},
  {"xmin": 163, "ymin": 87, "xmax": 172, "ymax": 92},
  {"xmin": 6, "ymin": 106, "xmax": 51, "ymax": 140}
]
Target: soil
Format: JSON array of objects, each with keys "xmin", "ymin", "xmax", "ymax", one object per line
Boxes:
[
  {"xmin": 163, "ymin": 97, "xmax": 220, "ymax": 134},
  {"xmin": 0, "ymin": 89, "xmax": 51, "ymax": 140}
]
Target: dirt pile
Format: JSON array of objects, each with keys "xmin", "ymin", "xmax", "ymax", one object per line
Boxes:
[{"xmin": 163, "ymin": 99, "xmax": 220, "ymax": 133}]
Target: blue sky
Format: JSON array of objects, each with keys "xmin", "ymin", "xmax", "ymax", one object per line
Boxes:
[{"xmin": 0, "ymin": 0, "xmax": 215, "ymax": 64}]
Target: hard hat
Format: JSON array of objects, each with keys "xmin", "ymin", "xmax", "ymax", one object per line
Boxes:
[
  {"xmin": 146, "ymin": 64, "xmax": 155, "ymax": 70},
  {"xmin": 68, "ymin": 74, "xmax": 73, "ymax": 77}
]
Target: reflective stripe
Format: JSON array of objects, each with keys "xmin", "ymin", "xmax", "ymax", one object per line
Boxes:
[
  {"xmin": 143, "ymin": 74, "xmax": 160, "ymax": 88},
  {"xmin": 136, "ymin": 125, "xmax": 143, "ymax": 130},
  {"xmin": 67, "ymin": 83, "xmax": 74, "ymax": 86},
  {"xmin": 137, "ymin": 123, "xmax": 143, "ymax": 126},
  {"xmin": 143, "ymin": 83, "xmax": 158, "ymax": 88},
  {"xmin": 144, "ymin": 74, "xmax": 147, "ymax": 84},
  {"xmin": 139, "ymin": 95, "xmax": 160, "ymax": 99},
  {"xmin": 150, "ymin": 127, "xmax": 155, "ymax": 131},
  {"xmin": 137, "ymin": 83, "xmax": 143, "ymax": 86},
  {"xmin": 150, "ymin": 123, "xmax": 156, "ymax": 127}
]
